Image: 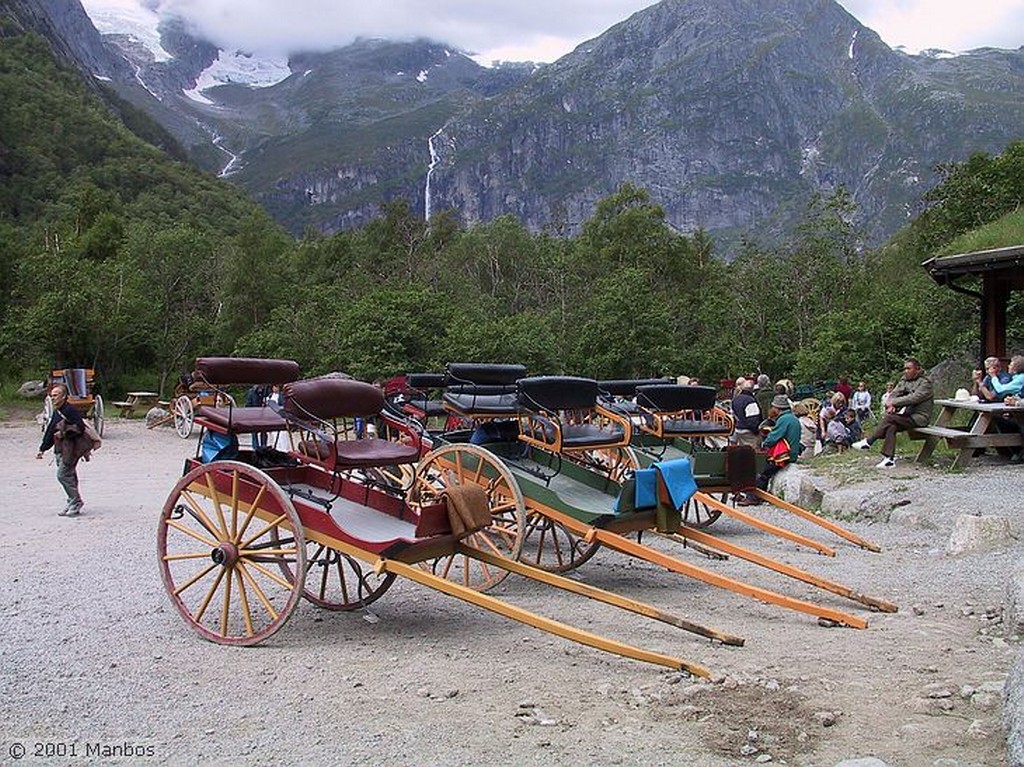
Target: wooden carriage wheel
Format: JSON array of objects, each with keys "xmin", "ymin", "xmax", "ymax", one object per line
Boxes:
[
  {"xmin": 273, "ymin": 536, "xmax": 396, "ymax": 611},
  {"xmin": 173, "ymin": 395, "xmax": 195, "ymax": 439},
  {"xmin": 519, "ymin": 512, "xmax": 602, "ymax": 572},
  {"xmin": 800, "ymin": 397, "xmax": 821, "ymax": 421},
  {"xmin": 92, "ymin": 395, "xmax": 104, "ymax": 437},
  {"xmin": 518, "ymin": 445, "xmax": 642, "ymax": 573},
  {"xmin": 42, "ymin": 395, "xmax": 54, "ymax": 431},
  {"xmin": 682, "ymin": 494, "xmax": 723, "ymax": 528},
  {"xmin": 412, "ymin": 444, "xmax": 526, "ymax": 592},
  {"xmin": 158, "ymin": 460, "xmax": 306, "ymax": 645}
]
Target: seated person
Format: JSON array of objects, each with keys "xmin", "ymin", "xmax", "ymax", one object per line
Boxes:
[
  {"xmin": 792, "ymin": 401, "xmax": 817, "ymax": 455},
  {"xmin": 853, "ymin": 358, "xmax": 933, "ymax": 468},
  {"xmin": 823, "ymin": 408, "xmax": 860, "ymax": 453},
  {"xmin": 974, "ymin": 354, "xmax": 1015, "ymax": 401},
  {"xmin": 730, "ymin": 377, "xmax": 762, "ymax": 448},
  {"xmin": 817, "ymin": 391, "xmax": 847, "ymax": 445},
  {"xmin": 737, "ymin": 395, "xmax": 801, "ymax": 505},
  {"xmin": 987, "ymin": 355, "xmax": 1024, "ymax": 463},
  {"xmin": 850, "ymin": 381, "xmax": 872, "ymax": 422}
]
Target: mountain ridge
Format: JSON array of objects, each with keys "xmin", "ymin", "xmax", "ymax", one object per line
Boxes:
[{"xmin": 18, "ymin": 0, "xmax": 1024, "ymax": 250}]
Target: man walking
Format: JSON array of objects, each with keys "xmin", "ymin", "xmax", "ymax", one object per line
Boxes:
[
  {"xmin": 36, "ymin": 384, "xmax": 87, "ymax": 516},
  {"xmin": 852, "ymin": 358, "xmax": 933, "ymax": 468}
]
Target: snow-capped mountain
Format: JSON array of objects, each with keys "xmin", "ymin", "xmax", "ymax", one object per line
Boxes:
[{"xmin": 81, "ymin": 0, "xmax": 291, "ymax": 103}]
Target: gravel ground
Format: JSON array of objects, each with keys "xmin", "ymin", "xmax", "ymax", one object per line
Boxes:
[{"xmin": 0, "ymin": 416, "xmax": 1020, "ymax": 767}]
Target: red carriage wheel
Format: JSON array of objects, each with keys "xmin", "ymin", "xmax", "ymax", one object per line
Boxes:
[{"xmin": 158, "ymin": 460, "xmax": 306, "ymax": 645}]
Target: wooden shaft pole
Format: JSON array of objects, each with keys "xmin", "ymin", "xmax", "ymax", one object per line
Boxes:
[
  {"xmin": 458, "ymin": 543, "xmax": 745, "ymax": 646},
  {"xmin": 751, "ymin": 490, "xmax": 882, "ymax": 553},
  {"xmin": 379, "ymin": 558, "xmax": 711, "ymax": 677}
]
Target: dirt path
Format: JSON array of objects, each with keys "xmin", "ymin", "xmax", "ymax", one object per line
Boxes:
[{"xmin": 0, "ymin": 417, "xmax": 1017, "ymax": 766}]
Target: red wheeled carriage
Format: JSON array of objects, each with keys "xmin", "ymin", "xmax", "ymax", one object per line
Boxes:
[{"xmin": 157, "ymin": 358, "xmax": 722, "ymax": 676}]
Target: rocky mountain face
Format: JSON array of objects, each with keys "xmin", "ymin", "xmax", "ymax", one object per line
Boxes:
[
  {"xmin": 10, "ymin": 0, "xmax": 1024, "ymax": 248},
  {"xmin": 427, "ymin": 0, "xmax": 1024, "ymax": 246},
  {"xmin": 1, "ymin": 0, "xmax": 128, "ymax": 80}
]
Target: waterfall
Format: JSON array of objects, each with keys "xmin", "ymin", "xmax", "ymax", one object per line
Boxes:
[{"xmin": 424, "ymin": 126, "xmax": 444, "ymax": 220}]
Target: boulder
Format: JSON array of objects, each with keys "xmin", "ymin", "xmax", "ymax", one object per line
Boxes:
[
  {"xmin": 1005, "ymin": 563, "xmax": 1024, "ymax": 637},
  {"xmin": 1005, "ymin": 649, "xmax": 1024, "ymax": 767},
  {"xmin": 17, "ymin": 380, "xmax": 47, "ymax": 398},
  {"xmin": 820, "ymin": 480, "xmax": 904, "ymax": 524},
  {"xmin": 946, "ymin": 514, "xmax": 1012, "ymax": 556},
  {"xmin": 145, "ymin": 407, "xmax": 168, "ymax": 427}
]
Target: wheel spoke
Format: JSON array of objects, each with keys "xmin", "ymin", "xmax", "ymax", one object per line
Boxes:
[
  {"xmin": 194, "ymin": 566, "xmax": 227, "ymax": 622},
  {"xmin": 164, "ymin": 516, "xmax": 220, "ymax": 548},
  {"xmin": 163, "ymin": 551, "xmax": 214, "ymax": 562},
  {"xmin": 202, "ymin": 472, "xmax": 230, "ymax": 540},
  {"xmin": 234, "ymin": 567, "xmax": 256, "ymax": 636},
  {"xmin": 173, "ymin": 561, "xmax": 219, "ymax": 597},
  {"xmin": 239, "ymin": 513, "xmax": 288, "ymax": 550},
  {"xmin": 179, "ymin": 490, "xmax": 224, "ymax": 541},
  {"xmin": 245, "ymin": 558, "xmax": 300, "ymax": 591},
  {"xmin": 234, "ymin": 483, "xmax": 267, "ymax": 544},
  {"xmin": 220, "ymin": 565, "xmax": 233, "ymax": 636},
  {"xmin": 237, "ymin": 561, "xmax": 280, "ymax": 622}
]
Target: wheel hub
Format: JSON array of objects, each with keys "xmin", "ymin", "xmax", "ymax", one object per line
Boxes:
[{"xmin": 211, "ymin": 542, "xmax": 239, "ymax": 567}]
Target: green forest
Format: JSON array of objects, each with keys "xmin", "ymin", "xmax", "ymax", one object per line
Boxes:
[{"xmin": 1, "ymin": 28, "xmax": 1022, "ymax": 398}]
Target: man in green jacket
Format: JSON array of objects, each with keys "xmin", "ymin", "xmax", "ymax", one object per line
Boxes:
[
  {"xmin": 853, "ymin": 358, "xmax": 933, "ymax": 468},
  {"xmin": 737, "ymin": 394, "xmax": 802, "ymax": 505}
]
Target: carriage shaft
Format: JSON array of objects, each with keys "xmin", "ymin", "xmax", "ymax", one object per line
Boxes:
[
  {"xmin": 458, "ymin": 544, "xmax": 744, "ymax": 646},
  {"xmin": 751, "ymin": 490, "xmax": 882, "ymax": 552},
  {"xmin": 658, "ymin": 529, "xmax": 897, "ymax": 613},
  {"xmin": 379, "ymin": 559, "xmax": 711, "ymax": 677},
  {"xmin": 695, "ymin": 492, "xmax": 837, "ymax": 556}
]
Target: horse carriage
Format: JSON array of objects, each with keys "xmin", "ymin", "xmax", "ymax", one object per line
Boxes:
[
  {"xmin": 158, "ymin": 357, "xmax": 727, "ymax": 676},
  {"xmin": 377, "ymin": 364, "xmax": 896, "ymax": 626},
  {"xmin": 149, "ymin": 371, "xmax": 238, "ymax": 438},
  {"xmin": 45, "ymin": 368, "xmax": 104, "ymax": 436}
]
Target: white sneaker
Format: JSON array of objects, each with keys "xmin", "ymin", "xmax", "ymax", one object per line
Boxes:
[
  {"xmin": 875, "ymin": 456, "xmax": 896, "ymax": 468},
  {"xmin": 852, "ymin": 439, "xmax": 870, "ymax": 450}
]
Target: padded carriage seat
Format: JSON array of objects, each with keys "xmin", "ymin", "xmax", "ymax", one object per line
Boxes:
[
  {"xmin": 441, "ymin": 363, "xmax": 527, "ymax": 419},
  {"xmin": 517, "ymin": 376, "xmax": 631, "ymax": 451},
  {"xmin": 402, "ymin": 373, "xmax": 449, "ymax": 417},
  {"xmin": 635, "ymin": 384, "xmax": 734, "ymax": 437},
  {"xmin": 598, "ymin": 378, "xmax": 674, "ymax": 414},
  {"xmin": 283, "ymin": 377, "xmax": 420, "ymax": 467},
  {"xmin": 194, "ymin": 357, "xmax": 300, "ymax": 386},
  {"xmin": 197, "ymin": 405, "xmax": 287, "ymax": 433}
]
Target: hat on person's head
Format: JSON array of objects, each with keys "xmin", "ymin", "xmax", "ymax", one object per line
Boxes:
[
  {"xmin": 954, "ymin": 387, "xmax": 972, "ymax": 401},
  {"xmin": 771, "ymin": 394, "xmax": 791, "ymax": 410},
  {"xmin": 676, "ymin": 375, "xmax": 691, "ymax": 386}
]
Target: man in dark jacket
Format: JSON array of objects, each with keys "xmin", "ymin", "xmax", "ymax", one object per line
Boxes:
[
  {"xmin": 852, "ymin": 358, "xmax": 933, "ymax": 468},
  {"xmin": 36, "ymin": 384, "xmax": 87, "ymax": 516},
  {"xmin": 731, "ymin": 377, "xmax": 762, "ymax": 447}
]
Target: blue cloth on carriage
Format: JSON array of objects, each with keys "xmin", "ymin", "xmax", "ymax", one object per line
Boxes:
[
  {"xmin": 613, "ymin": 467, "xmax": 657, "ymax": 513},
  {"xmin": 653, "ymin": 457, "xmax": 697, "ymax": 510},
  {"xmin": 200, "ymin": 431, "xmax": 239, "ymax": 463}
]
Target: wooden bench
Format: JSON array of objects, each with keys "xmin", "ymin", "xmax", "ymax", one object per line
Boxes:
[
  {"xmin": 910, "ymin": 424, "xmax": 1023, "ymax": 469},
  {"xmin": 112, "ymin": 400, "xmax": 138, "ymax": 418}
]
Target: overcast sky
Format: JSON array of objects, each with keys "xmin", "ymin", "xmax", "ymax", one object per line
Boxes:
[{"xmin": 86, "ymin": 0, "xmax": 1024, "ymax": 62}]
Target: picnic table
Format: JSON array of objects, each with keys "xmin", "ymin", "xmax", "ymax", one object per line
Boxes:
[
  {"xmin": 912, "ymin": 398, "xmax": 1024, "ymax": 469},
  {"xmin": 111, "ymin": 391, "xmax": 160, "ymax": 418}
]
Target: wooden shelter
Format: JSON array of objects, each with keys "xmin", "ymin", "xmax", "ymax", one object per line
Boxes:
[{"xmin": 922, "ymin": 245, "xmax": 1024, "ymax": 363}]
